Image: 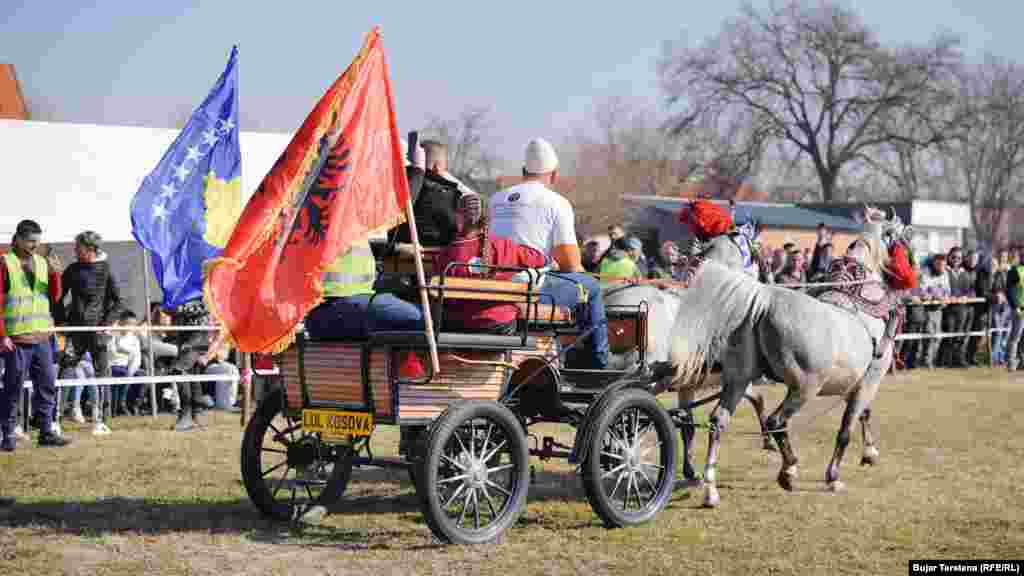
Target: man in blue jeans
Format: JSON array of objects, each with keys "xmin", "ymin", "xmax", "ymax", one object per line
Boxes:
[
  {"xmin": 304, "ymin": 238, "xmax": 424, "ymax": 340},
  {"xmin": 487, "ymin": 138, "xmax": 609, "ymax": 369}
]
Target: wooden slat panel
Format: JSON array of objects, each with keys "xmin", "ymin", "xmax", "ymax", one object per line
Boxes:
[
  {"xmin": 280, "ymin": 344, "xmax": 391, "ymax": 416},
  {"xmin": 428, "ymin": 277, "xmax": 529, "ymax": 302},
  {"xmin": 510, "ymin": 336, "xmax": 557, "ymax": 365},
  {"xmin": 397, "ymin": 351, "xmax": 504, "ymax": 421}
]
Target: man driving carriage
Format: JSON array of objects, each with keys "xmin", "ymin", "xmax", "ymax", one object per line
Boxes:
[{"xmin": 488, "ymin": 138, "xmax": 610, "ymax": 370}]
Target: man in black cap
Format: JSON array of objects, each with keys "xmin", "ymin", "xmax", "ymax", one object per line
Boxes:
[
  {"xmin": 0, "ymin": 219, "xmax": 70, "ymax": 450},
  {"xmin": 56, "ymin": 230, "xmax": 123, "ymax": 434}
]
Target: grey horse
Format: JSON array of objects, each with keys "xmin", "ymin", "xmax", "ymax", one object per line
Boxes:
[
  {"xmin": 667, "ymin": 208, "xmax": 899, "ymax": 506},
  {"xmin": 603, "ymin": 232, "xmax": 775, "ymax": 486}
]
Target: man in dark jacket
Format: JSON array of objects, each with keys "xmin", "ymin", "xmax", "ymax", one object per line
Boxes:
[
  {"xmin": 391, "ymin": 140, "xmax": 462, "ymax": 247},
  {"xmin": 167, "ymin": 299, "xmax": 217, "ymax": 431},
  {"xmin": 965, "ymin": 250, "xmax": 990, "ymax": 366},
  {"xmin": 942, "ymin": 246, "xmax": 973, "ymax": 367},
  {"xmin": 56, "ymin": 230, "xmax": 123, "ymax": 432}
]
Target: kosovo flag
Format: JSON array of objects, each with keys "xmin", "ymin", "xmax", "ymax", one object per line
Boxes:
[
  {"xmin": 131, "ymin": 46, "xmax": 241, "ymax": 310},
  {"xmin": 204, "ymin": 29, "xmax": 409, "ymax": 353}
]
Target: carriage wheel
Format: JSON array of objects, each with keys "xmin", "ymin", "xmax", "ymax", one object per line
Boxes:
[
  {"xmin": 420, "ymin": 401, "xmax": 530, "ymax": 545},
  {"xmin": 583, "ymin": 389, "xmax": 677, "ymax": 528},
  {"xmin": 240, "ymin": 389, "xmax": 353, "ymax": 522}
]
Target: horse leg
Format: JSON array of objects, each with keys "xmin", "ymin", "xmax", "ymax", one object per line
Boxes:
[
  {"xmin": 827, "ymin": 346, "xmax": 888, "ymax": 491},
  {"xmin": 858, "ymin": 407, "xmax": 880, "ymax": 466},
  {"xmin": 765, "ymin": 385, "xmax": 809, "ymax": 492},
  {"xmin": 701, "ymin": 379, "xmax": 750, "ymax": 508},
  {"xmin": 677, "ymin": 388, "xmax": 701, "ymax": 487},
  {"xmin": 826, "ymin": 390, "xmax": 874, "ymax": 492},
  {"xmin": 744, "ymin": 383, "xmax": 774, "ymax": 451}
]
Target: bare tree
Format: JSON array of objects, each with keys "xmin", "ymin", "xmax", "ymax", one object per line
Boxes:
[
  {"xmin": 950, "ymin": 56, "xmax": 1024, "ymax": 248},
  {"xmin": 565, "ymin": 96, "xmax": 689, "ymax": 234},
  {"xmin": 658, "ymin": 0, "xmax": 964, "ymax": 202},
  {"xmin": 422, "ymin": 105, "xmax": 498, "ymax": 186}
]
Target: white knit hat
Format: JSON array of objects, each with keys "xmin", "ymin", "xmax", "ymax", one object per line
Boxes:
[{"xmin": 524, "ymin": 138, "xmax": 558, "ymax": 174}]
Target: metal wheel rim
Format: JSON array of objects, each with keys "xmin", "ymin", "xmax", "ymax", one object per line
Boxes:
[
  {"xmin": 434, "ymin": 416, "xmax": 520, "ymax": 533},
  {"xmin": 597, "ymin": 406, "xmax": 668, "ymax": 513},
  {"xmin": 257, "ymin": 411, "xmax": 335, "ymax": 513}
]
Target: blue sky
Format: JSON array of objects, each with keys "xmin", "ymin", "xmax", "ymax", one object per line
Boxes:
[{"xmin": 3, "ymin": 1, "xmax": 1022, "ymax": 173}]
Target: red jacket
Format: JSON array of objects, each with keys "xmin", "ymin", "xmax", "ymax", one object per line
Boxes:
[
  {"xmin": 434, "ymin": 234, "xmax": 545, "ymax": 329},
  {"xmin": 0, "ymin": 252, "xmax": 62, "ymax": 341}
]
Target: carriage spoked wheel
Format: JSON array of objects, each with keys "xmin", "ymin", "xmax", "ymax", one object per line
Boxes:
[
  {"xmin": 241, "ymin": 389, "xmax": 353, "ymax": 522},
  {"xmin": 419, "ymin": 400, "xmax": 530, "ymax": 545},
  {"xmin": 583, "ymin": 389, "xmax": 677, "ymax": 528}
]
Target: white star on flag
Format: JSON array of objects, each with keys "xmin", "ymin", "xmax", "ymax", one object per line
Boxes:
[
  {"xmin": 159, "ymin": 183, "xmax": 177, "ymax": 200},
  {"xmin": 201, "ymin": 128, "xmax": 219, "ymax": 147},
  {"xmin": 217, "ymin": 118, "xmax": 235, "ymax": 133},
  {"xmin": 173, "ymin": 163, "xmax": 191, "ymax": 183},
  {"xmin": 152, "ymin": 202, "xmax": 170, "ymax": 221},
  {"xmin": 185, "ymin": 146, "xmax": 202, "ymax": 163}
]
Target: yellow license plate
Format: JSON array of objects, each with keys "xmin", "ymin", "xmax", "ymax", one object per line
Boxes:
[{"xmin": 301, "ymin": 409, "xmax": 374, "ymax": 439}]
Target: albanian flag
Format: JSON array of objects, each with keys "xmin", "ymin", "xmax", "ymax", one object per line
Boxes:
[
  {"xmin": 679, "ymin": 199, "xmax": 733, "ymax": 241},
  {"xmin": 204, "ymin": 28, "xmax": 409, "ymax": 353}
]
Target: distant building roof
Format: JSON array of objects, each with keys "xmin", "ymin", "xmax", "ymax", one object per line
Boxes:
[
  {"xmin": 0, "ymin": 64, "xmax": 28, "ymax": 120},
  {"xmin": 622, "ymin": 195, "xmax": 863, "ymax": 231}
]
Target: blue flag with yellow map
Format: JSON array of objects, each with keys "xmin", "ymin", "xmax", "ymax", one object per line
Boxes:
[{"xmin": 131, "ymin": 46, "xmax": 241, "ymax": 310}]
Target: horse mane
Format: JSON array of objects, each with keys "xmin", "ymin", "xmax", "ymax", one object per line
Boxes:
[{"xmin": 669, "ymin": 260, "xmax": 769, "ymax": 390}]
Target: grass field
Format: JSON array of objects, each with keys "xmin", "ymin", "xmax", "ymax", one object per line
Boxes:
[{"xmin": 2, "ymin": 367, "xmax": 1023, "ymax": 575}]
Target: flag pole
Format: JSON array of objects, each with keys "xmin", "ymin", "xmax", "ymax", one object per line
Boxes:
[
  {"xmin": 402, "ymin": 198, "xmax": 440, "ymax": 374},
  {"xmin": 142, "ymin": 248, "xmax": 158, "ymax": 419}
]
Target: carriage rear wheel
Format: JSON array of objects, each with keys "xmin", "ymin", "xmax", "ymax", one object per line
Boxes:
[
  {"xmin": 583, "ymin": 389, "xmax": 677, "ymax": 528},
  {"xmin": 240, "ymin": 389, "xmax": 353, "ymax": 522},
  {"xmin": 419, "ymin": 400, "xmax": 530, "ymax": 545}
]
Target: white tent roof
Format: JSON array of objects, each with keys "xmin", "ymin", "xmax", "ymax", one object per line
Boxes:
[{"xmin": 0, "ymin": 119, "xmax": 293, "ymax": 243}]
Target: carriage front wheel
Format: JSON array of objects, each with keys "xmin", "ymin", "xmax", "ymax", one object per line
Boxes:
[
  {"xmin": 418, "ymin": 400, "xmax": 530, "ymax": 545},
  {"xmin": 582, "ymin": 388, "xmax": 677, "ymax": 528},
  {"xmin": 240, "ymin": 388, "xmax": 353, "ymax": 522}
]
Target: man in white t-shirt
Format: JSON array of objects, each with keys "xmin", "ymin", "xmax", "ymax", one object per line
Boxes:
[{"xmin": 489, "ymin": 138, "xmax": 609, "ymax": 369}]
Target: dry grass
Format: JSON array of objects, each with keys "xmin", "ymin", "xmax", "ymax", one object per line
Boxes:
[{"xmin": 2, "ymin": 368, "xmax": 1024, "ymax": 575}]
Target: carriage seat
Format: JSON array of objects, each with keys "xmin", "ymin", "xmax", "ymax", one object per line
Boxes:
[
  {"xmin": 427, "ymin": 276, "xmax": 574, "ymax": 328},
  {"xmin": 370, "ymin": 330, "xmax": 537, "ymax": 350}
]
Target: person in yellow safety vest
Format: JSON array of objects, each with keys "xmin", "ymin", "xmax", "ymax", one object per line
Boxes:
[
  {"xmin": 0, "ymin": 220, "xmax": 71, "ymax": 451},
  {"xmin": 303, "ymin": 238, "xmax": 424, "ymax": 341},
  {"xmin": 597, "ymin": 237, "xmax": 642, "ymax": 284}
]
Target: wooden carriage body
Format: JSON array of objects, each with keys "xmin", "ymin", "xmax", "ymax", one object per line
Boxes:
[{"xmin": 276, "ymin": 261, "xmax": 650, "ymax": 429}]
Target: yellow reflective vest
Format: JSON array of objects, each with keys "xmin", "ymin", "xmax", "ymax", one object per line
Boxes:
[
  {"xmin": 322, "ymin": 239, "xmax": 376, "ymax": 298},
  {"xmin": 3, "ymin": 252, "xmax": 54, "ymax": 336}
]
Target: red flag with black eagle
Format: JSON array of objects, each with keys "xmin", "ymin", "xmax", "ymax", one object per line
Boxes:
[{"xmin": 204, "ymin": 28, "xmax": 409, "ymax": 353}]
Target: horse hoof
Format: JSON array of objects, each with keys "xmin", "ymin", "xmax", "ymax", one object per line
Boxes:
[
  {"xmin": 860, "ymin": 446, "xmax": 880, "ymax": 466},
  {"xmin": 778, "ymin": 467, "xmax": 797, "ymax": 492},
  {"xmin": 702, "ymin": 484, "xmax": 720, "ymax": 508},
  {"xmin": 827, "ymin": 480, "xmax": 846, "ymax": 493},
  {"xmin": 679, "ymin": 477, "xmax": 704, "ymax": 489}
]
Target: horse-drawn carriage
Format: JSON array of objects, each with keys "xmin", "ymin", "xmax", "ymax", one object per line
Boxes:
[{"xmin": 240, "ymin": 251, "xmax": 678, "ymax": 545}]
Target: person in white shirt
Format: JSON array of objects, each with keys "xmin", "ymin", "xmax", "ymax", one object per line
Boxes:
[
  {"xmin": 109, "ymin": 310, "xmax": 143, "ymax": 415},
  {"xmin": 489, "ymin": 138, "xmax": 609, "ymax": 369}
]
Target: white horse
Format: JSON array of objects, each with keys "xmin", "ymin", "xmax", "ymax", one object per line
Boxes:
[
  {"xmin": 668, "ymin": 208, "xmax": 900, "ymax": 506},
  {"xmin": 603, "ymin": 231, "xmax": 775, "ymax": 485}
]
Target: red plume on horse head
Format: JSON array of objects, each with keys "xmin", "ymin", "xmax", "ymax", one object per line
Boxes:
[{"xmin": 678, "ymin": 195, "xmax": 733, "ymax": 242}]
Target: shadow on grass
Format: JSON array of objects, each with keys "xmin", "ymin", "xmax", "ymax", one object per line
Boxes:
[{"xmin": 0, "ymin": 468, "xmax": 615, "ymax": 543}]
